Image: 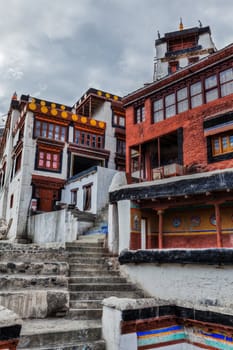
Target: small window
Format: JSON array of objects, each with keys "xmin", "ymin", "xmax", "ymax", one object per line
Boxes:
[
  {"xmin": 205, "ymin": 75, "xmax": 218, "ymax": 103},
  {"xmin": 220, "ymin": 68, "xmax": 233, "ymax": 97},
  {"xmin": 165, "ymin": 93, "xmax": 175, "ymax": 118},
  {"xmin": 116, "ymin": 139, "xmax": 126, "ymax": 156},
  {"xmin": 83, "ymin": 184, "xmax": 92, "ymax": 211},
  {"xmin": 135, "ymin": 105, "xmax": 145, "ymax": 124},
  {"xmin": 37, "ymin": 150, "xmax": 61, "ymax": 171},
  {"xmin": 177, "ymin": 87, "xmax": 188, "ymax": 113},
  {"xmin": 153, "ymin": 98, "xmax": 163, "ymax": 123},
  {"xmin": 10, "ymin": 194, "xmax": 14, "ymax": 209},
  {"xmin": 190, "ymin": 81, "xmax": 202, "ymax": 108},
  {"xmin": 71, "ymin": 189, "xmax": 78, "ymax": 206},
  {"xmin": 212, "ymin": 132, "xmax": 233, "ymax": 156},
  {"xmin": 34, "ymin": 120, "xmax": 67, "ymax": 142}
]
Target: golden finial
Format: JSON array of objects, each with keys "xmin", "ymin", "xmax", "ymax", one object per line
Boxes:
[{"xmin": 179, "ymin": 17, "xmax": 184, "ymax": 31}]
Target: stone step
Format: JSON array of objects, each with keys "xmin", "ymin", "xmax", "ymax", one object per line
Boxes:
[
  {"xmin": 66, "ymin": 242, "xmax": 103, "ymax": 248},
  {"xmin": 69, "ymin": 283, "xmax": 136, "ymax": 292},
  {"xmin": 69, "ymin": 264, "xmax": 109, "ymax": 271},
  {"xmin": 66, "ymin": 246, "xmax": 105, "ymax": 253},
  {"xmin": 21, "ymin": 340, "xmax": 105, "ymax": 350},
  {"xmin": 68, "ymin": 308, "xmax": 102, "ymax": 320},
  {"xmin": 68, "ymin": 257, "xmax": 107, "ymax": 264},
  {"xmin": 0, "ymin": 261, "xmax": 68, "ymax": 275},
  {"xmin": 69, "ymin": 290, "xmax": 144, "ymax": 300},
  {"xmin": 69, "ymin": 300, "xmax": 102, "ymax": 309},
  {"xmin": 69, "ymin": 269, "xmax": 120, "ymax": 277},
  {"xmin": 0, "ymin": 275, "xmax": 68, "ymax": 289},
  {"xmin": 69, "ymin": 276, "xmax": 126, "ymax": 284},
  {"xmin": 18, "ymin": 319, "xmax": 103, "ymax": 349}
]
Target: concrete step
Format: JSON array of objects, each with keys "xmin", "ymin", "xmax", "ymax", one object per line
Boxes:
[
  {"xmin": 0, "ymin": 275, "xmax": 68, "ymax": 289},
  {"xmin": 69, "ymin": 300, "xmax": 102, "ymax": 309},
  {"xmin": 69, "ymin": 283, "xmax": 136, "ymax": 292},
  {"xmin": 69, "ymin": 276, "xmax": 126, "ymax": 284},
  {"xmin": 68, "ymin": 308, "xmax": 102, "ymax": 320},
  {"xmin": 18, "ymin": 319, "xmax": 103, "ymax": 349},
  {"xmin": 69, "ymin": 290, "xmax": 145, "ymax": 300},
  {"xmin": 69, "ymin": 269, "xmax": 120, "ymax": 277}
]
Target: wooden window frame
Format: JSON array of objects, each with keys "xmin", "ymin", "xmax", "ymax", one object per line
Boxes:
[
  {"xmin": 74, "ymin": 129, "xmax": 104, "ymax": 149},
  {"xmin": 134, "ymin": 105, "xmax": 145, "ymax": 124},
  {"xmin": 212, "ymin": 132, "xmax": 233, "ymax": 156},
  {"xmin": 83, "ymin": 183, "xmax": 93, "ymax": 211},
  {"xmin": 113, "ymin": 113, "xmax": 125, "ymax": 128},
  {"xmin": 34, "ymin": 120, "xmax": 67, "ymax": 142},
  {"xmin": 36, "ymin": 148, "xmax": 62, "ymax": 172}
]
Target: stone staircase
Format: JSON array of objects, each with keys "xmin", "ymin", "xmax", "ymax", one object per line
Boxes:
[
  {"xmin": 0, "ymin": 237, "xmax": 147, "ymax": 349},
  {"xmin": 66, "ymin": 236, "xmax": 145, "ymax": 323}
]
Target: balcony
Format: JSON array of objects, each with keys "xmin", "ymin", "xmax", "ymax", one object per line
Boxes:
[{"xmin": 152, "ymin": 163, "xmax": 184, "ymax": 180}]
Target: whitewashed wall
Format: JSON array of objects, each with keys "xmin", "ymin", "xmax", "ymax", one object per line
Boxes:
[{"xmin": 121, "ymin": 263, "xmax": 233, "ymax": 315}]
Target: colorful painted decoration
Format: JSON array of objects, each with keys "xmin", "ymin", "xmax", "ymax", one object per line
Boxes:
[
  {"xmin": 90, "ymin": 119, "xmax": 97, "ymax": 126},
  {"xmin": 97, "ymin": 91, "xmax": 102, "ymax": 96},
  {"xmin": 61, "ymin": 111, "xmax": 68, "ymax": 119},
  {"xmin": 81, "ymin": 116, "xmax": 87, "ymax": 123},
  {"xmin": 41, "ymin": 106, "xmax": 48, "ymax": 114},
  {"xmin": 51, "ymin": 109, "xmax": 58, "ymax": 116},
  {"xmin": 72, "ymin": 114, "xmax": 78, "ymax": 122},
  {"xmin": 172, "ymin": 217, "xmax": 181, "ymax": 227},
  {"xmin": 190, "ymin": 216, "xmax": 201, "ymax": 226},
  {"xmin": 29, "ymin": 103, "xmax": 36, "ymax": 111},
  {"xmin": 60, "ymin": 105, "xmax": 66, "ymax": 110},
  {"xmin": 40, "ymin": 101, "xmax": 46, "ymax": 106},
  {"xmin": 99, "ymin": 121, "xmax": 105, "ymax": 129},
  {"xmin": 210, "ymin": 214, "xmax": 216, "ymax": 226}
]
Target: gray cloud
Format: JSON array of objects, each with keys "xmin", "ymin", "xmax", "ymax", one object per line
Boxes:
[{"xmin": 0, "ymin": 0, "xmax": 233, "ymax": 116}]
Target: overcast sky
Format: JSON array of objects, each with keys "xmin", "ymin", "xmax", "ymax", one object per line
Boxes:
[{"xmin": 0, "ymin": 0, "xmax": 233, "ymax": 119}]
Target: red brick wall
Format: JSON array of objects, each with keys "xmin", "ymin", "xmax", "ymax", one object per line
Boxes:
[{"xmin": 125, "ymin": 95, "xmax": 233, "ymax": 175}]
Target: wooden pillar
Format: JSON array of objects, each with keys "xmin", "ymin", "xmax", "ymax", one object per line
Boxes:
[
  {"xmin": 139, "ymin": 144, "xmax": 142, "ymax": 182},
  {"xmin": 157, "ymin": 209, "xmax": 164, "ymax": 249},
  {"xmin": 214, "ymin": 203, "xmax": 222, "ymax": 248}
]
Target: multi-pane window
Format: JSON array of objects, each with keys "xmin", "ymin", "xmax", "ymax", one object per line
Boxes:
[
  {"xmin": 113, "ymin": 114, "xmax": 125, "ymax": 128},
  {"xmin": 37, "ymin": 150, "xmax": 61, "ymax": 171},
  {"xmin": 165, "ymin": 93, "xmax": 176, "ymax": 118},
  {"xmin": 177, "ymin": 87, "xmax": 188, "ymax": 113},
  {"xmin": 151, "ymin": 67, "xmax": 233, "ymax": 123},
  {"xmin": 71, "ymin": 189, "xmax": 78, "ymax": 206},
  {"xmin": 74, "ymin": 130, "xmax": 104, "ymax": 149},
  {"xmin": 153, "ymin": 98, "xmax": 163, "ymax": 123},
  {"xmin": 190, "ymin": 81, "xmax": 202, "ymax": 108},
  {"xmin": 212, "ymin": 132, "xmax": 233, "ymax": 156},
  {"xmin": 135, "ymin": 105, "xmax": 145, "ymax": 123},
  {"xmin": 35, "ymin": 120, "xmax": 66, "ymax": 142},
  {"xmin": 116, "ymin": 139, "xmax": 126, "ymax": 156},
  {"xmin": 205, "ymin": 75, "xmax": 218, "ymax": 103},
  {"xmin": 220, "ymin": 68, "xmax": 233, "ymax": 97}
]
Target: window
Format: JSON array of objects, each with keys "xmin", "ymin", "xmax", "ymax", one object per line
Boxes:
[
  {"xmin": 83, "ymin": 184, "xmax": 92, "ymax": 211},
  {"xmin": 205, "ymin": 75, "xmax": 218, "ymax": 103},
  {"xmin": 177, "ymin": 87, "xmax": 188, "ymax": 113},
  {"xmin": 15, "ymin": 151, "xmax": 22, "ymax": 173},
  {"xmin": 220, "ymin": 68, "xmax": 233, "ymax": 97},
  {"xmin": 10, "ymin": 194, "xmax": 14, "ymax": 209},
  {"xmin": 190, "ymin": 81, "xmax": 202, "ymax": 108},
  {"xmin": 116, "ymin": 139, "xmax": 126, "ymax": 156},
  {"xmin": 135, "ymin": 105, "xmax": 145, "ymax": 123},
  {"xmin": 165, "ymin": 93, "xmax": 175, "ymax": 118},
  {"xmin": 212, "ymin": 132, "xmax": 233, "ymax": 156},
  {"xmin": 153, "ymin": 98, "xmax": 163, "ymax": 123},
  {"xmin": 113, "ymin": 114, "xmax": 125, "ymax": 128},
  {"xmin": 35, "ymin": 120, "xmax": 67, "ymax": 142},
  {"xmin": 37, "ymin": 150, "xmax": 61, "ymax": 171},
  {"xmin": 74, "ymin": 130, "xmax": 104, "ymax": 149},
  {"xmin": 71, "ymin": 189, "xmax": 78, "ymax": 206}
]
